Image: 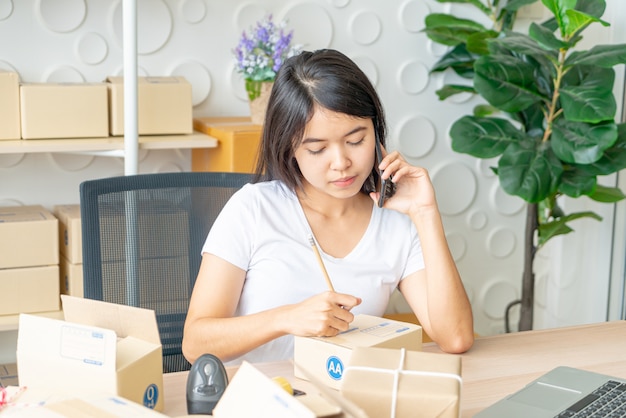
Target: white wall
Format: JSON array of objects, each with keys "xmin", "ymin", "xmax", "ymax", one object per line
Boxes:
[{"xmin": 0, "ymin": 0, "xmax": 624, "ymax": 349}]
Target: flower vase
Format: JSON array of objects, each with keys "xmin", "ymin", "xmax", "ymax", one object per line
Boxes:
[{"xmin": 246, "ymin": 80, "xmax": 273, "ymax": 125}]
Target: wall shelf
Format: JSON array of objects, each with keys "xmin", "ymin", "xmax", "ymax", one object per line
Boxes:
[{"xmin": 0, "ymin": 131, "xmax": 218, "ymax": 155}]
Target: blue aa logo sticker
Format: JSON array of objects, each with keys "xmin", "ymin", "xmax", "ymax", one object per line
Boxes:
[
  {"xmin": 143, "ymin": 383, "xmax": 159, "ymax": 409},
  {"xmin": 326, "ymin": 356, "xmax": 344, "ymax": 380}
]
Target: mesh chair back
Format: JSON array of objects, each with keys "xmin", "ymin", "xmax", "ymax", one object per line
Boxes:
[{"xmin": 79, "ymin": 172, "xmax": 252, "ymax": 372}]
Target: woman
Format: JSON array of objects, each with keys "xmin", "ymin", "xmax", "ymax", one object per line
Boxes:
[{"xmin": 182, "ymin": 49, "xmax": 474, "ymax": 366}]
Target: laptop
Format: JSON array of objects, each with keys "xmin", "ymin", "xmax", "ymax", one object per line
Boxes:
[{"xmin": 476, "ymin": 366, "xmax": 626, "ymax": 417}]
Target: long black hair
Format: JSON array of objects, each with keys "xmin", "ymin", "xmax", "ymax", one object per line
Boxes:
[{"xmin": 253, "ymin": 49, "xmax": 387, "ymax": 195}]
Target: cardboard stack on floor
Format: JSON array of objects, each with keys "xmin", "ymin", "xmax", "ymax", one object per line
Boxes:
[
  {"xmin": 54, "ymin": 204, "xmax": 83, "ymax": 299},
  {"xmin": 0, "ymin": 205, "xmax": 60, "ymax": 316}
]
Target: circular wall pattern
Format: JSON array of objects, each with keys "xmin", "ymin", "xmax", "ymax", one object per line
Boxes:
[
  {"xmin": 399, "ymin": 0, "xmax": 430, "ymax": 33},
  {"xmin": 487, "ymin": 227, "xmax": 517, "ymax": 258},
  {"xmin": 38, "ymin": 0, "xmax": 86, "ymax": 33},
  {"xmin": 0, "ymin": 60, "xmax": 17, "ymax": 73},
  {"xmin": 327, "ymin": 0, "xmax": 350, "ymax": 8},
  {"xmin": 170, "ymin": 59, "xmax": 212, "ymax": 106},
  {"xmin": 481, "ymin": 280, "xmax": 518, "ymax": 319},
  {"xmin": 351, "ymin": 55, "xmax": 379, "ymax": 87},
  {"xmin": 112, "ymin": 0, "xmax": 172, "ymax": 55},
  {"xmin": 76, "ymin": 32, "xmax": 108, "ymax": 65},
  {"xmin": 234, "ymin": 2, "xmax": 267, "ymax": 32},
  {"xmin": 43, "ymin": 66, "xmax": 85, "ymax": 82},
  {"xmin": 446, "ymin": 232, "xmax": 467, "ymax": 261},
  {"xmin": 48, "ymin": 153, "xmax": 95, "ymax": 172},
  {"xmin": 431, "ymin": 162, "xmax": 477, "ymax": 216},
  {"xmin": 468, "ymin": 210, "xmax": 488, "ymax": 230},
  {"xmin": 477, "ymin": 158, "xmax": 498, "ymax": 178},
  {"xmin": 284, "ymin": 3, "xmax": 333, "ymax": 50},
  {"xmin": 491, "ymin": 183, "xmax": 525, "ymax": 216},
  {"xmin": 348, "ymin": 11, "xmax": 381, "ymax": 45},
  {"xmin": 180, "ymin": 0, "xmax": 207, "ymax": 24},
  {"xmin": 397, "ymin": 60, "xmax": 429, "ymax": 95},
  {"xmin": 0, "ymin": 154, "xmax": 25, "ymax": 168},
  {"xmin": 0, "ymin": 0, "xmax": 13, "ymax": 21},
  {"xmin": 396, "ymin": 116, "xmax": 436, "ymax": 158}
]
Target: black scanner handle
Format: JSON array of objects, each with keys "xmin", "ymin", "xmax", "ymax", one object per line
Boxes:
[{"xmin": 186, "ymin": 353, "xmax": 228, "ymax": 415}]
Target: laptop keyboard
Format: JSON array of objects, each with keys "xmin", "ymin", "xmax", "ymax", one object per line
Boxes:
[{"xmin": 555, "ymin": 380, "xmax": 626, "ymax": 417}]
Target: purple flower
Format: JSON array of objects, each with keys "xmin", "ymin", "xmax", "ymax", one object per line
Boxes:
[{"xmin": 232, "ymin": 14, "xmax": 302, "ymax": 83}]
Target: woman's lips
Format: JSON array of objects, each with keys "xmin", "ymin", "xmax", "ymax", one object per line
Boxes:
[{"xmin": 332, "ymin": 176, "xmax": 357, "ymax": 188}]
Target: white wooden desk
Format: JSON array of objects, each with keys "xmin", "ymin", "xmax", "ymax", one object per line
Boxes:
[{"xmin": 162, "ymin": 320, "xmax": 626, "ymax": 417}]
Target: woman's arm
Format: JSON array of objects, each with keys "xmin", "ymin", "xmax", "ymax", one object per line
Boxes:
[
  {"xmin": 182, "ymin": 253, "xmax": 361, "ymax": 364},
  {"xmin": 372, "ymin": 151, "xmax": 474, "ymax": 353}
]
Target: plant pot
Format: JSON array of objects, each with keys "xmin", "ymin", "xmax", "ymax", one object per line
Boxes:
[{"xmin": 247, "ymin": 81, "xmax": 273, "ymax": 125}]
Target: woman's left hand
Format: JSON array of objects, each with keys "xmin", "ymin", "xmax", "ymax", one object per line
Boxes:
[{"xmin": 370, "ymin": 150, "xmax": 438, "ymax": 216}]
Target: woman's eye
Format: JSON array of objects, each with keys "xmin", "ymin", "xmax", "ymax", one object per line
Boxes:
[
  {"xmin": 348, "ymin": 138, "xmax": 365, "ymax": 146},
  {"xmin": 308, "ymin": 148, "xmax": 324, "ymax": 155}
]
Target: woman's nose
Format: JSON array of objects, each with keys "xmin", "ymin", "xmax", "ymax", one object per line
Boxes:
[{"xmin": 329, "ymin": 146, "xmax": 351, "ymax": 170}]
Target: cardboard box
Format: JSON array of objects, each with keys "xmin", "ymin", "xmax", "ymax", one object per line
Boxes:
[
  {"xmin": 0, "ymin": 205, "xmax": 58, "ymax": 269},
  {"xmin": 294, "ymin": 314, "xmax": 422, "ymax": 389},
  {"xmin": 54, "ymin": 204, "xmax": 82, "ymax": 264},
  {"xmin": 0, "ymin": 71, "xmax": 20, "ymax": 140},
  {"xmin": 341, "ymin": 347, "xmax": 462, "ymax": 418},
  {"xmin": 2, "ymin": 388, "xmax": 168, "ymax": 417},
  {"xmin": 0, "ymin": 265, "xmax": 60, "ymax": 315},
  {"xmin": 192, "ymin": 116, "xmax": 262, "ymax": 173},
  {"xmin": 17, "ymin": 295, "xmax": 164, "ymax": 411},
  {"xmin": 60, "ymin": 255, "xmax": 83, "ymax": 297},
  {"xmin": 107, "ymin": 76, "xmax": 192, "ymax": 136},
  {"xmin": 20, "ymin": 82, "xmax": 108, "ymax": 139}
]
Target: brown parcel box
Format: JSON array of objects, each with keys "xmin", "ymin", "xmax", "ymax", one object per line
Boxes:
[
  {"xmin": 20, "ymin": 82, "xmax": 108, "ymax": 139},
  {"xmin": 54, "ymin": 204, "xmax": 82, "ymax": 264},
  {"xmin": 294, "ymin": 314, "xmax": 422, "ymax": 390},
  {"xmin": 17, "ymin": 295, "xmax": 164, "ymax": 412},
  {"xmin": 107, "ymin": 76, "xmax": 192, "ymax": 136},
  {"xmin": 0, "ymin": 265, "xmax": 60, "ymax": 315},
  {"xmin": 341, "ymin": 347, "xmax": 462, "ymax": 418},
  {"xmin": 60, "ymin": 254, "xmax": 83, "ymax": 297},
  {"xmin": 0, "ymin": 204, "xmax": 58, "ymax": 269},
  {"xmin": 0, "ymin": 71, "xmax": 20, "ymax": 140}
]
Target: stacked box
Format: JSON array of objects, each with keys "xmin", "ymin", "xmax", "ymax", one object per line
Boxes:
[
  {"xmin": 107, "ymin": 76, "xmax": 193, "ymax": 136},
  {"xmin": 20, "ymin": 82, "xmax": 108, "ymax": 139},
  {"xmin": 54, "ymin": 205, "xmax": 83, "ymax": 298},
  {"xmin": 0, "ymin": 71, "xmax": 20, "ymax": 140},
  {"xmin": 0, "ymin": 205, "xmax": 60, "ymax": 315}
]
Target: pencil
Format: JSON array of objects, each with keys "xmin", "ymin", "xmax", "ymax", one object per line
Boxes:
[{"xmin": 308, "ymin": 234, "xmax": 335, "ymax": 292}]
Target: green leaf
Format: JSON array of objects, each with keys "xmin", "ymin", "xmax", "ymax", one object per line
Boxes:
[
  {"xmin": 570, "ymin": 125, "xmax": 626, "ymax": 176},
  {"xmin": 588, "ymin": 185, "xmax": 626, "ymax": 203},
  {"xmin": 490, "ymin": 32, "xmax": 559, "ymax": 66},
  {"xmin": 551, "ymin": 120, "xmax": 617, "ymax": 164},
  {"xmin": 498, "ymin": 140, "xmax": 563, "ymax": 202},
  {"xmin": 503, "ymin": 0, "xmax": 542, "ymax": 13},
  {"xmin": 565, "ymin": 44, "xmax": 626, "ymax": 68},
  {"xmin": 473, "ymin": 104, "xmax": 500, "ymax": 117},
  {"xmin": 423, "ymin": 14, "xmax": 488, "ymax": 46},
  {"xmin": 559, "ymin": 84, "xmax": 616, "ymax": 123},
  {"xmin": 564, "ymin": 9, "xmax": 609, "ymax": 38},
  {"xmin": 574, "ymin": 0, "xmax": 605, "ymax": 19},
  {"xmin": 434, "ymin": 0, "xmax": 491, "ymax": 15},
  {"xmin": 435, "ymin": 84, "xmax": 476, "ymax": 100},
  {"xmin": 474, "ymin": 55, "xmax": 545, "ymax": 113},
  {"xmin": 529, "ymin": 22, "xmax": 569, "ymax": 50},
  {"xmin": 450, "ymin": 115, "xmax": 525, "ymax": 158},
  {"xmin": 558, "ymin": 168, "xmax": 596, "ymax": 197},
  {"xmin": 466, "ymin": 30, "xmax": 500, "ymax": 55},
  {"xmin": 430, "ymin": 43, "xmax": 476, "ymax": 77},
  {"xmin": 538, "ymin": 210, "xmax": 602, "ymax": 246},
  {"xmin": 541, "ymin": 0, "xmax": 577, "ymax": 36}
]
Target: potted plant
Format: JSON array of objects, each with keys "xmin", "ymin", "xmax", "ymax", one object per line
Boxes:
[
  {"xmin": 233, "ymin": 14, "xmax": 301, "ymax": 124},
  {"xmin": 423, "ymin": 0, "xmax": 626, "ymax": 331}
]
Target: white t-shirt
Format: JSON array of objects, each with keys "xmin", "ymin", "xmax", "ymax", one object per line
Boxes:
[{"xmin": 202, "ymin": 180, "xmax": 424, "ymax": 365}]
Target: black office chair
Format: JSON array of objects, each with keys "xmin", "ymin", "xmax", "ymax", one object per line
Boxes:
[{"xmin": 79, "ymin": 171, "xmax": 252, "ymax": 373}]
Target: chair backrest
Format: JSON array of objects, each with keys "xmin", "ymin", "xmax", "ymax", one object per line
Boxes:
[{"xmin": 79, "ymin": 171, "xmax": 252, "ymax": 373}]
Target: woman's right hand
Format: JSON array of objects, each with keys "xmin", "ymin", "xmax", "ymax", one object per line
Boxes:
[{"xmin": 280, "ymin": 291, "xmax": 361, "ymax": 337}]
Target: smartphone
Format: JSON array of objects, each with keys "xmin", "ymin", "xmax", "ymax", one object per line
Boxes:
[{"xmin": 374, "ymin": 134, "xmax": 394, "ymax": 208}]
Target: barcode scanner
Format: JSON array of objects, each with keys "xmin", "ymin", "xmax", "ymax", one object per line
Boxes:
[{"xmin": 186, "ymin": 353, "xmax": 228, "ymax": 415}]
